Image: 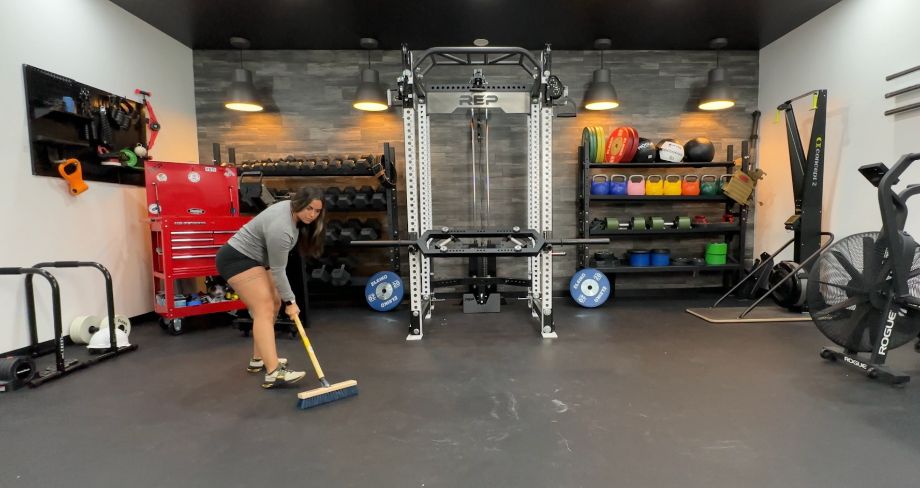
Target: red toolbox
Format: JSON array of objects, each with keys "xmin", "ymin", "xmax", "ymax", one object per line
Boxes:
[{"xmin": 145, "ymin": 161, "xmax": 250, "ymax": 334}]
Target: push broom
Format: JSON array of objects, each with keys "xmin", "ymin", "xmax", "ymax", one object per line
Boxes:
[{"xmin": 291, "ymin": 314, "xmax": 358, "ymax": 409}]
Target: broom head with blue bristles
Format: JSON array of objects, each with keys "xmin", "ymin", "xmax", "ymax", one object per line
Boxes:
[{"xmin": 296, "ymin": 379, "xmax": 358, "ymax": 409}]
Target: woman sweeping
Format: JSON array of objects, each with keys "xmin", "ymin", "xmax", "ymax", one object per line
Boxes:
[{"xmin": 216, "ymin": 187, "xmax": 325, "ymax": 388}]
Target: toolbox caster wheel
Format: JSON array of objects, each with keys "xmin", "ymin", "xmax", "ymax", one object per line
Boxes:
[
  {"xmin": 162, "ymin": 318, "xmax": 183, "ymax": 336},
  {"xmin": 159, "ymin": 318, "xmax": 168, "ymax": 331}
]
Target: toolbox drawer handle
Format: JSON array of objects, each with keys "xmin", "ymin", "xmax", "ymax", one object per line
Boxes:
[
  {"xmin": 171, "ymin": 254, "xmax": 217, "ymax": 260},
  {"xmin": 171, "ymin": 238, "xmax": 212, "ymax": 243},
  {"xmin": 170, "ymin": 231, "xmax": 214, "ymax": 236},
  {"xmin": 171, "ymin": 245, "xmax": 222, "ymax": 250}
]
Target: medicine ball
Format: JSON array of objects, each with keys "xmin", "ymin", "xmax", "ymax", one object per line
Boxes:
[
  {"xmin": 656, "ymin": 139, "xmax": 684, "ymax": 163},
  {"xmin": 656, "ymin": 139, "xmax": 679, "ymax": 161},
  {"xmin": 632, "ymin": 138, "xmax": 656, "ymax": 162},
  {"xmin": 684, "ymin": 137, "xmax": 716, "ymax": 162}
]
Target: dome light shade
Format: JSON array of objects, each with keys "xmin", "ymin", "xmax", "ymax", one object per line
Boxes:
[
  {"xmin": 225, "ymin": 68, "xmax": 263, "ymax": 112},
  {"xmin": 584, "ymin": 68, "xmax": 619, "ymax": 110},
  {"xmin": 699, "ymin": 67, "xmax": 735, "ymax": 110},
  {"xmin": 353, "ymin": 68, "xmax": 388, "ymax": 111}
]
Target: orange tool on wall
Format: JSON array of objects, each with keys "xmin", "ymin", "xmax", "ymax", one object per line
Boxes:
[{"xmin": 57, "ymin": 158, "xmax": 88, "ymax": 195}]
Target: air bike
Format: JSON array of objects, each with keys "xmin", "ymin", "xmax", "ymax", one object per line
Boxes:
[{"xmin": 810, "ymin": 153, "xmax": 920, "ymax": 385}]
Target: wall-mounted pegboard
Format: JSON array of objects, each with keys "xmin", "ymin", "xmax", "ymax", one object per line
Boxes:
[{"xmin": 23, "ymin": 65, "xmax": 151, "ymax": 187}]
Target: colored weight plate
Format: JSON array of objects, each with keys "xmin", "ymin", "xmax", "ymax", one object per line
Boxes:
[
  {"xmin": 581, "ymin": 127, "xmax": 592, "ymax": 163},
  {"xmin": 590, "ymin": 126, "xmax": 599, "ymax": 163},
  {"xmin": 587, "ymin": 127, "xmax": 596, "ymax": 164},
  {"xmin": 594, "ymin": 126, "xmax": 607, "ymax": 163},
  {"xmin": 675, "ymin": 216, "xmax": 692, "ymax": 230},
  {"xmin": 622, "ymin": 127, "xmax": 640, "ymax": 162},
  {"xmin": 69, "ymin": 315, "xmax": 102, "ymax": 345},
  {"xmin": 605, "ymin": 127, "xmax": 631, "ymax": 163},
  {"xmin": 365, "ymin": 271, "xmax": 404, "ymax": 312},
  {"xmin": 605, "ymin": 217, "xmax": 621, "ymax": 230},
  {"xmin": 595, "ymin": 126, "xmax": 606, "ymax": 163},
  {"xmin": 569, "ymin": 268, "xmax": 611, "ymax": 308}
]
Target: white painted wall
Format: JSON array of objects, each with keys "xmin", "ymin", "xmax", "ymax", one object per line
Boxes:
[
  {"xmin": 0, "ymin": 0, "xmax": 198, "ymax": 353},
  {"xmin": 757, "ymin": 0, "xmax": 920, "ymax": 259}
]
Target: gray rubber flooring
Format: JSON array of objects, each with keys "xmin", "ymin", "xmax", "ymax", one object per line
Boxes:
[{"xmin": 3, "ymin": 296, "xmax": 920, "ymax": 488}]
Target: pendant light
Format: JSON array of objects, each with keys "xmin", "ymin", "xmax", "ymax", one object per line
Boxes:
[
  {"xmin": 224, "ymin": 37, "xmax": 263, "ymax": 112},
  {"xmin": 353, "ymin": 38, "xmax": 388, "ymax": 112},
  {"xmin": 699, "ymin": 38, "xmax": 736, "ymax": 111},
  {"xmin": 583, "ymin": 38, "xmax": 619, "ymax": 111}
]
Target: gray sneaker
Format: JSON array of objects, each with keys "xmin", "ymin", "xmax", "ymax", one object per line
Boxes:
[
  {"xmin": 247, "ymin": 357, "xmax": 287, "ymax": 373},
  {"xmin": 262, "ymin": 365, "xmax": 306, "ymax": 389}
]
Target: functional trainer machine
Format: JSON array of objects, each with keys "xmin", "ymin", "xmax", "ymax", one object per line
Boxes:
[{"xmin": 354, "ymin": 44, "xmax": 605, "ymax": 340}]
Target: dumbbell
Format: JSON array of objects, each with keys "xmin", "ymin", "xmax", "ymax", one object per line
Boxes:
[
  {"xmin": 324, "ymin": 187, "xmax": 340, "ymax": 209},
  {"xmin": 646, "ymin": 216, "xmax": 692, "ymax": 230},
  {"xmin": 330, "ymin": 264, "xmax": 352, "ymax": 287},
  {"xmin": 342, "ymin": 157, "xmax": 357, "ymax": 170},
  {"xmin": 356, "ymin": 156, "xmax": 372, "ymax": 172},
  {"xmin": 338, "ymin": 219, "xmax": 362, "ymax": 244},
  {"xmin": 330, "ymin": 158, "xmax": 343, "ymax": 170},
  {"xmin": 336, "ymin": 187, "xmax": 357, "ymax": 210},
  {"xmin": 316, "ymin": 158, "xmax": 331, "ymax": 170},
  {"xmin": 353, "ymin": 186, "xmax": 374, "ymax": 209},
  {"xmin": 602, "ymin": 217, "xmax": 648, "ymax": 231},
  {"xmin": 359, "ymin": 218, "xmax": 382, "ymax": 240},
  {"xmin": 370, "ymin": 188, "xmax": 387, "ymax": 210},
  {"xmin": 325, "ymin": 220, "xmax": 343, "ymax": 244},
  {"xmin": 310, "ymin": 265, "xmax": 331, "ymax": 283}
]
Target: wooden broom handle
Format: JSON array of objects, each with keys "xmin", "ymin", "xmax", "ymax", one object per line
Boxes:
[{"xmin": 291, "ymin": 314, "xmax": 325, "ymax": 381}]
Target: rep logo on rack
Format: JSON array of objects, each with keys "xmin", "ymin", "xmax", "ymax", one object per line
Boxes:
[{"xmin": 458, "ymin": 94, "xmax": 498, "ymax": 107}]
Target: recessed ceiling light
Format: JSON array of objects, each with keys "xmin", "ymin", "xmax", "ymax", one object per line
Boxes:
[{"xmin": 473, "ymin": 38, "xmax": 489, "ymax": 47}]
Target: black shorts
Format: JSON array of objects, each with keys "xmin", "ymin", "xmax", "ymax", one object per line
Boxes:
[{"xmin": 216, "ymin": 244, "xmax": 267, "ymax": 281}]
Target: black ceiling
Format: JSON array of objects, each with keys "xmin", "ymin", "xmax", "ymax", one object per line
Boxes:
[{"xmin": 110, "ymin": 0, "xmax": 841, "ymax": 51}]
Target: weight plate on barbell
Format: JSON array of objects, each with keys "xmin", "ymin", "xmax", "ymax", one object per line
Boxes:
[
  {"xmin": 365, "ymin": 271, "xmax": 404, "ymax": 312},
  {"xmin": 569, "ymin": 268, "xmax": 611, "ymax": 308}
]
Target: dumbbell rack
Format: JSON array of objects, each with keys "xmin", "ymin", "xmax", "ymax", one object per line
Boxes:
[
  {"xmin": 575, "ymin": 142, "xmax": 751, "ymax": 296},
  {"xmin": 235, "ymin": 143, "xmax": 401, "ymax": 310}
]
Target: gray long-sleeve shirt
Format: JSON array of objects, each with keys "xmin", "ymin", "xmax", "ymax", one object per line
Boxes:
[{"xmin": 227, "ymin": 200, "xmax": 299, "ymax": 302}]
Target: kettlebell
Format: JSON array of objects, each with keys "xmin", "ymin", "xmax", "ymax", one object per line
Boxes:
[
  {"xmin": 608, "ymin": 175, "xmax": 628, "ymax": 195},
  {"xmin": 700, "ymin": 175, "xmax": 719, "ymax": 195},
  {"xmin": 682, "ymin": 175, "xmax": 701, "ymax": 196},
  {"xmin": 591, "ymin": 175, "xmax": 610, "ymax": 195},
  {"xmin": 645, "ymin": 175, "xmax": 664, "ymax": 195},
  {"xmin": 627, "ymin": 175, "xmax": 646, "ymax": 196},
  {"xmin": 663, "ymin": 175, "xmax": 682, "ymax": 195}
]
